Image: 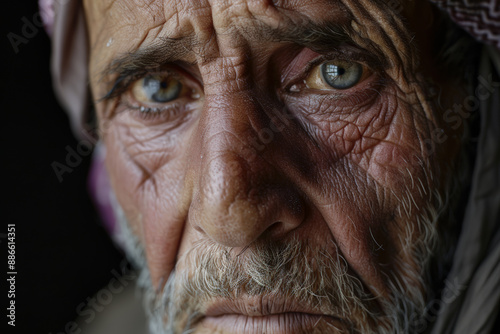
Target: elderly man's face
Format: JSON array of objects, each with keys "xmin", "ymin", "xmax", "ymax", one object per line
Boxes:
[{"xmin": 85, "ymin": 0, "xmax": 466, "ymax": 332}]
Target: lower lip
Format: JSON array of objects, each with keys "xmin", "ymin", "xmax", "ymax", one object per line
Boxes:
[{"xmin": 200, "ymin": 312, "xmax": 345, "ymax": 333}]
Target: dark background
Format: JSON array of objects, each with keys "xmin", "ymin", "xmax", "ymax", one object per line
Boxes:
[{"xmin": 2, "ymin": 2, "xmax": 124, "ymax": 333}]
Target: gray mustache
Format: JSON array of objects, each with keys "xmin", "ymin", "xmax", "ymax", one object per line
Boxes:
[{"xmin": 147, "ymin": 238, "xmax": 389, "ymax": 333}]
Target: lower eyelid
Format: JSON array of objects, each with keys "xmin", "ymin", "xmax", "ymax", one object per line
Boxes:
[
  {"xmin": 287, "ymin": 73, "xmax": 375, "ymax": 100},
  {"xmin": 284, "ymin": 79, "xmax": 383, "ymax": 112},
  {"xmin": 127, "ymin": 100, "xmax": 182, "ymax": 114},
  {"xmin": 120, "ymin": 98, "xmax": 201, "ymax": 126}
]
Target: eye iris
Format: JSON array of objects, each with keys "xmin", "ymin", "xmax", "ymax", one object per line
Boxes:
[
  {"xmin": 142, "ymin": 75, "xmax": 182, "ymax": 103},
  {"xmin": 320, "ymin": 61, "xmax": 363, "ymax": 90}
]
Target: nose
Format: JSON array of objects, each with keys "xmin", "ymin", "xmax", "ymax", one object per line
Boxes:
[{"xmin": 189, "ymin": 91, "xmax": 305, "ymax": 247}]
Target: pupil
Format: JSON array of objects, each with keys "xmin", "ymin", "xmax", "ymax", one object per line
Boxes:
[
  {"xmin": 321, "ymin": 61, "xmax": 362, "ymax": 90},
  {"xmin": 326, "ymin": 64, "xmax": 346, "ymax": 77},
  {"xmin": 141, "ymin": 75, "xmax": 183, "ymax": 103}
]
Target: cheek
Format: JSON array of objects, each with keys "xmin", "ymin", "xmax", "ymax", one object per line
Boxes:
[
  {"xmin": 294, "ymin": 88, "xmax": 435, "ymax": 187},
  {"xmin": 104, "ymin": 111, "xmax": 181, "ymax": 207},
  {"xmin": 103, "ymin": 112, "xmax": 194, "ymax": 284},
  {"xmin": 115, "ymin": 113, "xmax": 181, "ymax": 171},
  {"xmin": 287, "ymin": 89, "xmax": 441, "ymax": 287}
]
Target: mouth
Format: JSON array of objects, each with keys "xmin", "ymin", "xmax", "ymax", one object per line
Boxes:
[
  {"xmin": 197, "ymin": 295, "xmax": 347, "ymax": 334},
  {"xmin": 202, "ymin": 313, "xmax": 344, "ymax": 334}
]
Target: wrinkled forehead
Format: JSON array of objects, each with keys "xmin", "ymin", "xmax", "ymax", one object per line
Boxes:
[
  {"xmin": 84, "ymin": 0, "xmax": 414, "ymax": 51},
  {"xmin": 85, "ymin": 0, "xmax": 345, "ymax": 56},
  {"xmin": 85, "ymin": 0, "xmax": 348, "ymax": 39}
]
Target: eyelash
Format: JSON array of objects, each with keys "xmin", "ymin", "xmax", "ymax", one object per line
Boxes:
[
  {"xmin": 123, "ymin": 101, "xmax": 188, "ymax": 122},
  {"xmin": 103, "ymin": 71, "xmax": 147, "ymax": 101}
]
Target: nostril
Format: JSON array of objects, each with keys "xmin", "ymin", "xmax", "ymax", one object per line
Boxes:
[
  {"xmin": 194, "ymin": 224, "xmax": 205, "ymax": 234},
  {"xmin": 264, "ymin": 221, "xmax": 289, "ymax": 238}
]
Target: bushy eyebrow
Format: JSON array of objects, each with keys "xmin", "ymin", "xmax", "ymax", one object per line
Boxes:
[{"xmin": 99, "ymin": 20, "xmax": 356, "ymax": 101}]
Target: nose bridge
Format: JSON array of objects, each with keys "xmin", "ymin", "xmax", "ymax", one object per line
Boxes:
[
  {"xmin": 200, "ymin": 91, "xmax": 259, "ymax": 185},
  {"xmin": 195, "ymin": 91, "xmax": 269, "ymax": 242},
  {"xmin": 190, "ymin": 89, "xmax": 304, "ymax": 247}
]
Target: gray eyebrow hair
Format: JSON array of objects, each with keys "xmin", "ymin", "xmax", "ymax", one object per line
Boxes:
[{"xmin": 99, "ymin": 20, "xmax": 357, "ymax": 100}]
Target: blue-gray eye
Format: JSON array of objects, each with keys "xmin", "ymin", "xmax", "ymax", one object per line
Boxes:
[
  {"xmin": 320, "ymin": 61, "xmax": 363, "ymax": 90},
  {"xmin": 140, "ymin": 75, "xmax": 182, "ymax": 103}
]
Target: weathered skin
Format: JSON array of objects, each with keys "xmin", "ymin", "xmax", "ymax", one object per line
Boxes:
[{"xmin": 84, "ymin": 0, "xmax": 466, "ymax": 332}]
